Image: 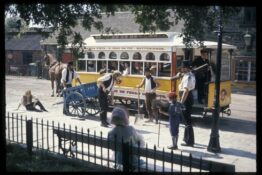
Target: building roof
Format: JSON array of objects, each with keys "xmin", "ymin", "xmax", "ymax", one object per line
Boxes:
[
  {"xmin": 5, "ymin": 33, "xmax": 44, "ymax": 51},
  {"xmin": 41, "ymin": 11, "xmax": 184, "ymax": 45}
]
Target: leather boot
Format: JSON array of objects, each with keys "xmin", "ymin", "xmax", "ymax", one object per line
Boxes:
[{"xmin": 168, "ymin": 136, "xmax": 178, "ymax": 150}]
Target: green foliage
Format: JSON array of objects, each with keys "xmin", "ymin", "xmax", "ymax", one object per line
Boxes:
[{"xmin": 5, "ymin": 4, "xmax": 241, "ymax": 51}]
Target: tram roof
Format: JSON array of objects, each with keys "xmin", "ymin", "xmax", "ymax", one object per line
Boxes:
[{"xmin": 67, "ymin": 32, "xmax": 236, "ymax": 50}]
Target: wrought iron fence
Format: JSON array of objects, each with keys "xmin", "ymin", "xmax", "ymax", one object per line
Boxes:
[{"xmin": 5, "ymin": 112, "xmax": 235, "ymax": 172}]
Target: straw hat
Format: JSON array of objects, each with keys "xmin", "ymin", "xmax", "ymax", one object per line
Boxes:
[{"xmin": 111, "ymin": 106, "xmax": 129, "ymax": 126}]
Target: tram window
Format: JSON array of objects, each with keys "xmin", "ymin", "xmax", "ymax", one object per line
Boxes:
[
  {"xmin": 132, "ymin": 62, "xmax": 143, "ymax": 75},
  {"xmin": 146, "ymin": 52, "xmax": 155, "ymax": 60},
  {"xmin": 120, "ymin": 61, "xmax": 130, "ymax": 75},
  {"xmin": 144, "ymin": 62, "xmax": 156, "ymax": 76},
  {"xmin": 108, "ymin": 61, "xmax": 118, "ymax": 72},
  {"xmin": 77, "ymin": 60, "xmax": 86, "ymax": 71},
  {"xmin": 120, "ymin": 52, "xmax": 129, "ymax": 59},
  {"xmin": 98, "ymin": 52, "xmax": 105, "ymax": 59},
  {"xmin": 158, "ymin": 63, "xmax": 171, "ymax": 77},
  {"xmin": 97, "ymin": 61, "xmax": 107, "ymax": 73},
  {"xmin": 160, "ymin": 53, "xmax": 170, "ymax": 61},
  {"xmin": 109, "ymin": 52, "xmax": 117, "ymax": 59},
  {"xmin": 87, "ymin": 60, "xmax": 96, "ymax": 72},
  {"xmin": 87, "ymin": 52, "xmax": 95, "ymax": 59},
  {"xmin": 176, "ymin": 56, "xmax": 183, "ymax": 73},
  {"xmin": 133, "ymin": 52, "xmax": 142, "ymax": 60}
]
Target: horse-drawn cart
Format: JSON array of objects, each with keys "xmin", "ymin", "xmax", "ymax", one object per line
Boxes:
[{"xmin": 63, "ymin": 82, "xmax": 100, "ymax": 118}]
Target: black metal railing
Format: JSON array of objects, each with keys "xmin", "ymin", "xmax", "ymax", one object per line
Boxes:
[{"xmin": 5, "ymin": 112, "xmax": 235, "ymax": 172}]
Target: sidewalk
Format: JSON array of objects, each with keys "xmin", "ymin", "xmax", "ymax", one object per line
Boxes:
[{"xmin": 5, "ymin": 76, "xmax": 256, "ymax": 172}]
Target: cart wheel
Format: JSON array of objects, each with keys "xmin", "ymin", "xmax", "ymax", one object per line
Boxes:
[
  {"xmin": 85, "ymin": 97, "xmax": 100, "ymax": 116},
  {"xmin": 65, "ymin": 92, "xmax": 86, "ymax": 118}
]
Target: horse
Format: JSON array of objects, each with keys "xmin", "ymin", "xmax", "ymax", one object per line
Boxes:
[{"xmin": 44, "ymin": 53, "xmax": 67, "ymax": 97}]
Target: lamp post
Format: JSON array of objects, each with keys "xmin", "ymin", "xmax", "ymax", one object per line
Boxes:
[
  {"xmin": 207, "ymin": 6, "xmax": 223, "ymax": 153},
  {"xmin": 244, "ymin": 30, "xmax": 252, "ymax": 52}
]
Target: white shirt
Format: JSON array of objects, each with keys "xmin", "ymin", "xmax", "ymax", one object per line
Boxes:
[
  {"xmin": 179, "ymin": 72, "xmax": 196, "ymax": 91},
  {"xmin": 61, "ymin": 67, "xmax": 79, "ymax": 84},
  {"xmin": 144, "ymin": 77, "xmax": 152, "ymax": 93},
  {"xmin": 97, "ymin": 73, "xmax": 114, "ymax": 91}
]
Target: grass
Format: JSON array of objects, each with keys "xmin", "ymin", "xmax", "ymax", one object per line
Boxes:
[{"xmin": 6, "ymin": 143, "xmax": 113, "ymax": 172}]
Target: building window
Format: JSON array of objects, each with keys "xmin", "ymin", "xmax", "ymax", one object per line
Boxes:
[
  {"xmin": 120, "ymin": 52, "xmax": 129, "ymax": 59},
  {"xmin": 146, "ymin": 52, "xmax": 155, "ymax": 60},
  {"xmin": 77, "ymin": 60, "xmax": 86, "ymax": 71},
  {"xmin": 235, "ymin": 59, "xmax": 255, "ymax": 82},
  {"xmin": 132, "ymin": 62, "xmax": 143, "ymax": 75},
  {"xmin": 158, "ymin": 63, "xmax": 171, "ymax": 77},
  {"xmin": 133, "ymin": 52, "xmax": 142, "ymax": 60},
  {"xmin": 98, "ymin": 52, "xmax": 105, "ymax": 59},
  {"xmin": 250, "ymin": 62, "xmax": 256, "ymax": 81},
  {"xmin": 97, "ymin": 61, "xmax": 107, "ymax": 73},
  {"xmin": 109, "ymin": 52, "xmax": 117, "ymax": 59},
  {"xmin": 87, "ymin": 60, "xmax": 96, "ymax": 72},
  {"xmin": 87, "ymin": 52, "xmax": 95, "ymax": 59},
  {"xmin": 160, "ymin": 53, "xmax": 170, "ymax": 61}
]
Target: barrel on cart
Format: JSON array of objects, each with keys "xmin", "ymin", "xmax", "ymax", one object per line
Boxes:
[{"xmin": 63, "ymin": 82, "xmax": 100, "ymax": 118}]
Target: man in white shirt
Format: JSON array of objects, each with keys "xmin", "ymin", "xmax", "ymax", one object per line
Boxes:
[
  {"xmin": 178, "ymin": 60, "xmax": 196, "ymax": 147},
  {"xmin": 136, "ymin": 68, "xmax": 159, "ymax": 123},
  {"xmin": 61, "ymin": 61, "xmax": 82, "ymax": 115},
  {"xmin": 61, "ymin": 61, "xmax": 81, "ymax": 89},
  {"xmin": 97, "ymin": 71, "xmax": 122, "ymax": 127}
]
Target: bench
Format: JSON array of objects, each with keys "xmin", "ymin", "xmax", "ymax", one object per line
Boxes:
[{"xmin": 53, "ymin": 127, "xmax": 235, "ymax": 172}]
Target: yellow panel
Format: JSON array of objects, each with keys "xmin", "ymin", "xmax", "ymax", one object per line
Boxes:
[
  {"xmin": 208, "ymin": 81, "xmax": 231, "ymax": 108},
  {"xmin": 75, "ymin": 73, "xmax": 172, "ymax": 93}
]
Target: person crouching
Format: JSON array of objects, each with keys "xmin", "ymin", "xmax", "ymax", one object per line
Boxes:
[{"xmin": 167, "ymin": 91, "xmax": 184, "ymax": 150}]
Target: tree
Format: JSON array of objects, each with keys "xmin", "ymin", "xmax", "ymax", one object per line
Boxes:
[{"xmin": 5, "ymin": 4, "xmax": 240, "ymax": 53}]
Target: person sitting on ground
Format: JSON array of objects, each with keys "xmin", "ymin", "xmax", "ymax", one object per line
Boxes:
[
  {"xmin": 108, "ymin": 106, "xmax": 145, "ymax": 170},
  {"xmin": 16, "ymin": 90, "xmax": 48, "ymax": 112}
]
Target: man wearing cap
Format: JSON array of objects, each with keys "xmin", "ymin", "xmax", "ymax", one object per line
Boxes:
[
  {"xmin": 192, "ymin": 49, "xmax": 211, "ymax": 104},
  {"xmin": 61, "ymin": 61, "xmax": 82, "ymax": 89},
  {"xmin": 61, "ymin": 61, "xmax": 82, "ymax": 115},
  {"xmin": 97, "ymin": 71, "xmax": 122, "ymax": 127},
  {"xmin": 179, "ymin": 60, "xmax": 196, "ymax": 147},
  {"xmin": 136, "ymin": 67, "xmax": 159, "ymax": 123}
]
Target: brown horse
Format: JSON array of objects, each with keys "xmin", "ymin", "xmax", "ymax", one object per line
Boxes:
[{"xmin": 44, "ymin": 53, "xmax": 67, "ymax": 97}]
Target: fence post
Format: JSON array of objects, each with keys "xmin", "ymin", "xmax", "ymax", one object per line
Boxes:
[
  {"xmin": 26, "ymin": 120, "xmax": 33, "ymax": 155},
  {"xmin": 122, "ymin": 141, "xmax": 130, "ymax": 172}
]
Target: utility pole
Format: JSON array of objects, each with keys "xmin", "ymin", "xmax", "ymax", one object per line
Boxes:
[{"xmin": 207, "ymin": 6, "xmax": 222, "ymax": 153}]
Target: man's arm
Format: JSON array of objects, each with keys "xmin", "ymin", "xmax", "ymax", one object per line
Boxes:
[
  {"xmin": 136, "ymin": 78, "xmax": 145, "ymax": 88},
  {"xmin": 180, "ymin": 87, "xmax": 189, "ymax": 104}
]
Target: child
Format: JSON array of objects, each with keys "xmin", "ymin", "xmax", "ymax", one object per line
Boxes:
[
  {"xmin": 166, "ymin": 91, "xmax": 184, "ymax": 149},
  {"xmin": 108, "ymin": 106, "xmax": 145, "ymax": 169}
]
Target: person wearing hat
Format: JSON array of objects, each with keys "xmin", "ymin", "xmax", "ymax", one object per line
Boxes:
[
  {"xmin": 108, "ymin": 106, "xmax": 145, "ymax": 169},
  {"xmin": 192, "ymin": 49, "xmax": 211, "ymax": 104},
  {"xmin": 179, "ymin": 60, "xmax": 196, "ymax": 147},
  {"xmin": 97, "ymin": 70, "xmax": 122, "ymax": 127},
  {"xmin": 160, "ymin": 91, "xmax": 184, "ymax": 149},
  {"xmin": 136, "ymin": 67, "xmax": 159, "ymax": 123},
  {"xmin": 61, "ymin": 61, "xmax": 82, "ymax": 115}
]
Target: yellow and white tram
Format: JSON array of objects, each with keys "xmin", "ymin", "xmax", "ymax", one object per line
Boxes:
[{"xmin": 73, "ymin": 32, "xmax": 236, "ymax": 116}]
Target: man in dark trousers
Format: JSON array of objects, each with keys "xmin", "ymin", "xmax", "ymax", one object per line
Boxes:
[
  {"xmin": 136, "ymin": 67, "xmax": 159, "ymax": 123},
  {"xmin": 97, "ymin": 71, "xmax": 122, "ymax": 127},
  {"xmin": 61, "ymin": 61, "xmax": 82, "ymax": 115},
  {"xmin": 192, "ymin": 49, "xmax": 211, "ymax": 104},
  {"xmin": 178, "ymin": 60, "xmax": 196, "ymax": 147}
]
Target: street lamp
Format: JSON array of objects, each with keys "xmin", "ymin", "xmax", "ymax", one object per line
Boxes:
[
  {"xmin": 207, "ymin": 6, "xmax": 223, "ymax": 153},
  {"xmin": 244, "ymin": 30, "xmax": 252, "ymax": 51}
]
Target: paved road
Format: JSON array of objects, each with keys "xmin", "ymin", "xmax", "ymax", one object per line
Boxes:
[{"xmin": 5, "ymin": 75, "xmax": 256, "ymax": 172}]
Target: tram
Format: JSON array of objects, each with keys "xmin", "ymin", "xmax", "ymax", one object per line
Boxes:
[{"xmin": 72, "ymin": 32, "xmax": 236, "ymax": 117}]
